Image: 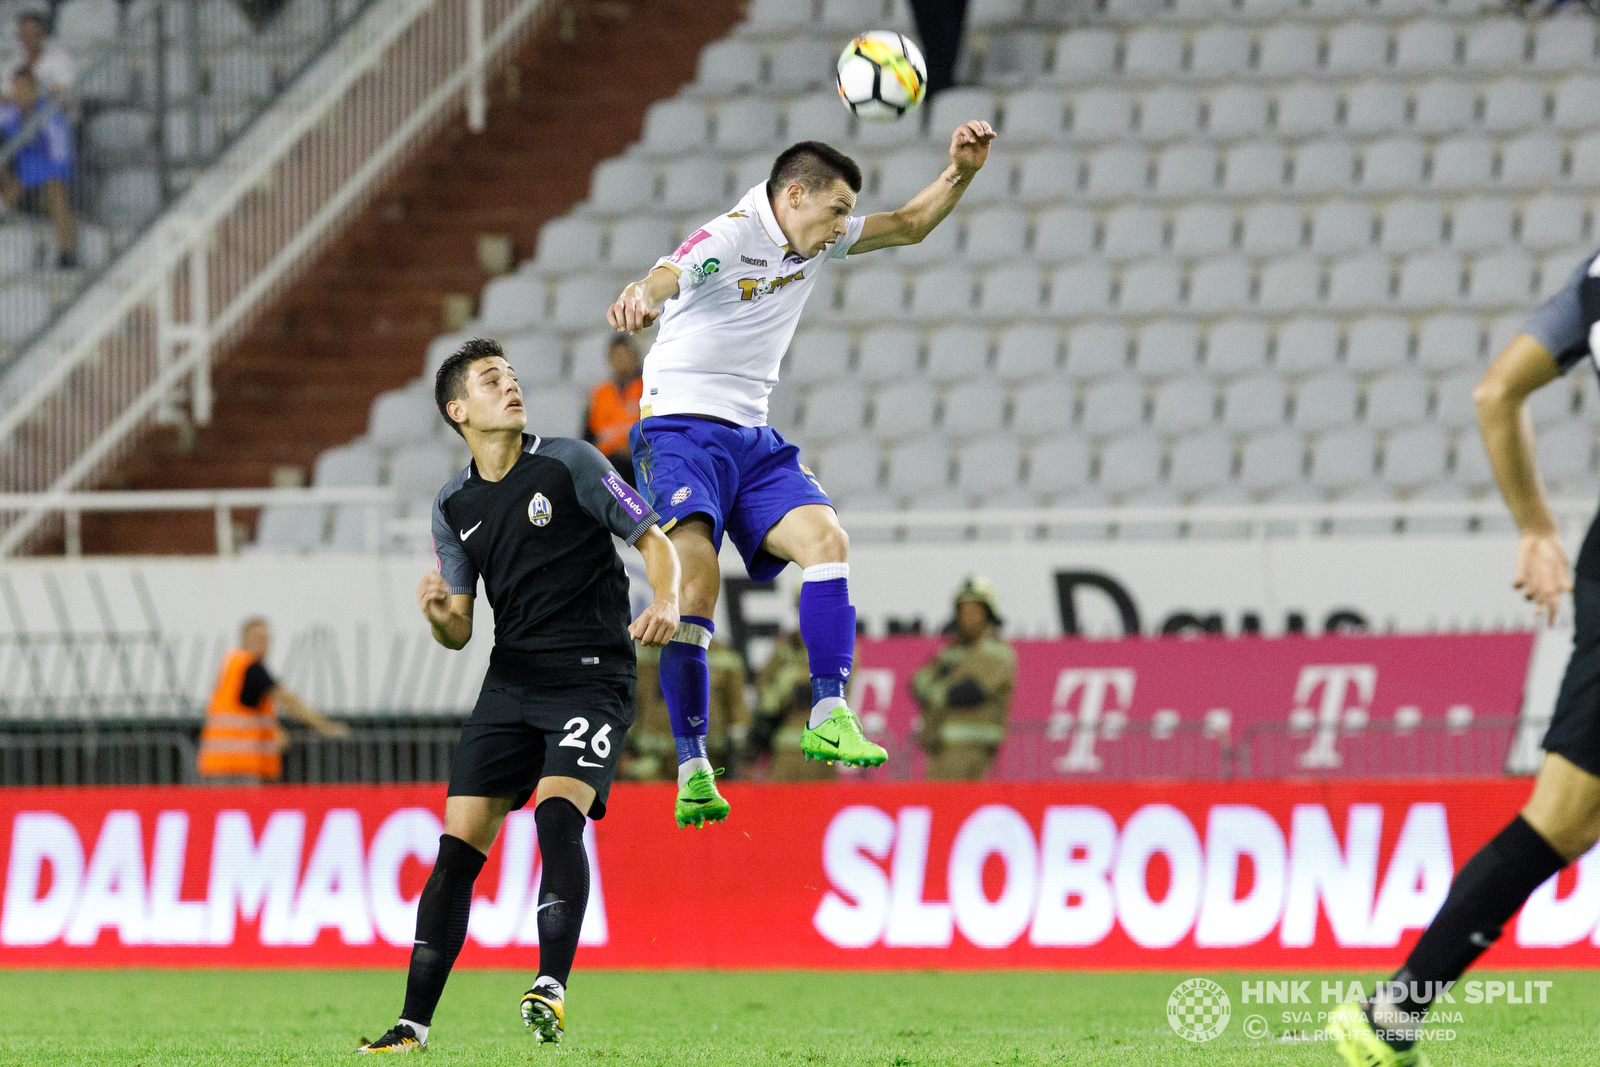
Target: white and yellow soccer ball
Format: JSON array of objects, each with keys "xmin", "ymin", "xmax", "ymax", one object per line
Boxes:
[{"xmin": 836, "ymin": 31, "xmax": 927, "ymax": 123}]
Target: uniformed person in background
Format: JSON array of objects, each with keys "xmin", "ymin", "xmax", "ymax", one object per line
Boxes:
[
  {"xmin": 197, "ymin": 617, "xmax": 348, "ymax": 784},
  {"xmin": 911, "ymin": 576, "xmax": 1015, "ymax": 781},
  {"xmin": 628, "ymin": 637, "xmax": 750, "ymax": 780},
  {"xmin": 747, "ymin": 627, "xmax": 861, "ymax": 781}
]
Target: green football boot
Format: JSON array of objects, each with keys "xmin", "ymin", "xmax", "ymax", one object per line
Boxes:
[
  {"xmin": 801, "ymin": 707, "xmax": 887, "ymax": 767},
  {"xmin": 1327, "ymin": 1001, "xmax": 1431, "ymax": 1067},
  {"xmin": 674, "ymin": 766, "xmax": 730, "ymax": 828}
]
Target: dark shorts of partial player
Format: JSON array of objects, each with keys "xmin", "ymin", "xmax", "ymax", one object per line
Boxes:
[
  {"xmin": 1543, "ymin": 558, "xmax": 1600, "ymax": 776},
  {"xmin": 630, "ymin": 414, "xmax": 832, "ymax": 583},
  {"xmin": 448, "ymin": 672, "xmax": 635, "ymax": 819}
]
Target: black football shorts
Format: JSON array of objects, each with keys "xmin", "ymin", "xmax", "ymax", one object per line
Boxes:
[
  {"xmin": 1542, "ymin": 574, "xmax": 1600, "ymax": 778},
  {"xmin": 448, "ymin": 672, "xmax": 635, "ymax": 819}
]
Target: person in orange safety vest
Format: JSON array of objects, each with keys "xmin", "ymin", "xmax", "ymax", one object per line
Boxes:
[
  {"xmin": 584, "ymin": 333, "xmax": 643, "ymax": 485},
  {"xmin": 196, "ymin": 617, "xmax": 348, "ymax": 783}
]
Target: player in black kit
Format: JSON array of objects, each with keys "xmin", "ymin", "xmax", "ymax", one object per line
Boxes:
[{"xmin": 357, "ymin": 338, "xmax": 681, "ymax": 1053}]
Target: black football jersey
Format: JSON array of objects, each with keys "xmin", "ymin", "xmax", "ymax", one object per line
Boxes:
[{"xmin": 431, "ymin": 434, "xmax": 659, "ymax": 678}]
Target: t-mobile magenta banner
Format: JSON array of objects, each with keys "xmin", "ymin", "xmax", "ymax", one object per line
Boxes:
[{"xmin": 5, "ymin": 779, "xmax": 1600, "ymax": 969}]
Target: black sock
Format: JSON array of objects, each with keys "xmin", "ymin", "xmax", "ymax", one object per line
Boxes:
[
  {"xmin": 534, "ymin": 797, "xmax": 589, "ymax": 989},
  {"xmin": 1373, "ymin": 815, "xmax": 1565, "ymax": 1048},
  {"xmin": 399, "ymin": 834, "xmax": 487, "ymax": 1027}
]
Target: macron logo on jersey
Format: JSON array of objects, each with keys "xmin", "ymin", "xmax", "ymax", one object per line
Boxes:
[{"xmin": 604, "ymin": 471, "xmax": 648, "ymax": 520}]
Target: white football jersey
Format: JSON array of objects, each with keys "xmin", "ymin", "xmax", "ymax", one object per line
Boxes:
[{"xmin": 643, "ymin": 183, "xmax": 865, "ymax": 426}]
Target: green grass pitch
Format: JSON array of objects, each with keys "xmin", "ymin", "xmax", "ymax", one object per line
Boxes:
[{"xmin": 1, "ymin": 969, "xmax": 1597, "ymax": 1065}]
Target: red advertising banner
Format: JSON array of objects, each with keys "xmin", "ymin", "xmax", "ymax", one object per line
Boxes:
[
  {"xmin": 849, "ymin": 633, "xmax": 1535, "ymax": 779},
  {"xmin": 6, "ymin": 779, "xmax": 1600, "ymax": 969}
]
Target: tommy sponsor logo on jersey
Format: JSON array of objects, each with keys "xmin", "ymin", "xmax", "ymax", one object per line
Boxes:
[
  {"xmin": 528, "ymin": 493, "xmax": 553, "ymax": 527},
  {"xmin": 671, "ymin": 486, "xmax": 692, "ymax": 506},
  {"xmin": 604, "ymin": 471, "xmax": 648, "ymax": 519},
  {"xmin": 737, "ymin": 269, "xmax": 805, "ymax": 301}
]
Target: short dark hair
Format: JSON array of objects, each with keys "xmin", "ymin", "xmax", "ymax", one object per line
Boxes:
[
  {"xmin": 768, "ymin": 141, "xmax": 862, "ymax": 197},
  {"xmin": 11, "ymin": 67, "xmax": 35, "ymax": 85},
  {"xmin": 17, "ymin": 13, "xmax": 47, "ymax": 31},
  {"xmin": 434, "ymin": 337, "xmax": 505, "ymax": 437}
]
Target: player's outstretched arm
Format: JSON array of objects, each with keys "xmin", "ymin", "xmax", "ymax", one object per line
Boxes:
[
  {"xmin": 418, "ymin": 570, "xmax": 474, "ymax": 649},
  {"xmin": 607, "ymin": 266, "xmax": 680, "ymax": 333},
  {"xmin": 849, "ymin": 120, "xmax": 996, "ymax": 255},
  {"xmin": 629, "ymin": 525, "xmax": 681, "ymax": 647},
  {"xmin": 1476, "ymin": 333, "xmax": 1570, "ymax": 624}
]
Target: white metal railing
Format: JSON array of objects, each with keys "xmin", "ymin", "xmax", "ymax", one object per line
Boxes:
[
  {"xmin": 0, "ymin": 0, "xmax": 547, "ymax": 556},
  {"xmin": 0, "ymin": 488, "xmax": 1594, "ymax": 556}
]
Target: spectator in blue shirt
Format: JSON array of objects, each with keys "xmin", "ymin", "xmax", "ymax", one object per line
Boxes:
[{"xmin": 0, "ymin": 68, "xmax": 77, "ymax": 267}]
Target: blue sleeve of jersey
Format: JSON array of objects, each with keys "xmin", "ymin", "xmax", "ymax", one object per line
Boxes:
[
  {"xmin": 1524, "ymin": 251, "xmax": 1598, "ymax": 373},
  {"xmin": 431, "ymin": 488, "xmax": 478, "ymax": 595}
]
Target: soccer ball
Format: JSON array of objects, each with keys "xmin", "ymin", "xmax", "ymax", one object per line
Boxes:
[{"xmin": 837, "ymin": 31, "xmax": 927, "ymax": 123}]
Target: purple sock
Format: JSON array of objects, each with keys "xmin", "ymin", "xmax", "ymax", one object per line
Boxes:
[
  {"xmin": 658, "ymin": 615, "xmax": 713, "ymax": 764},
  {"xmin": 799, "ymin": 564, "xmax": 855, "ymax": 723}
]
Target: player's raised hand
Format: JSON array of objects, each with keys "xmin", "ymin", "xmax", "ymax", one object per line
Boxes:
[
  {"xmin": 1514, "ymin": 530, "xmax": 1572, "ymax": 626},
  {"xmin": 417, "ymin": 570, "xmax": 453, "ymax": 626},
  {"xmin": 629, "ymin": 595, "xmax": 681, "ymax": 647},
  {"xmin": 949, "ymin": 120, "xmax": 996, "ymax": 174},
  {"xmin": 607, "ymin": 281, "xmax": 662, "ymax": 334}
]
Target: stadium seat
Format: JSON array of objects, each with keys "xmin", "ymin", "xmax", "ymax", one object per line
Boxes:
[
  {"xmin": 1528, "ymin": 376, "xmax": 1578, "ymax": 427},
  {"xmin": 855, "ymin": 326, "xmax": 920, "ymax": 384},
  {"xmin": 1380, "ymin": 199, "xmax": 1444, "ymax": 255},
  {"xmin": 1553, "ymin": 76, "xmax": 1600, "ymax": 131},
  {"xmin": 525, "ymin": 387, "xmax": 586, "ymax": 439},
  {"xmin": 550, "ymin": 274, "xmax": 616, "ymax": 331},
  {"xmin": 976, "ymin": 263, "xmax": 1045, "ymax": 319},
  {"xmin": 1327, "ymin": 253, "xmax": 1393, "ymax": 310},
  {"xmin": 642, "ymin": 99, "xmax": 709, "ymax": 156},
  {"xmin": 1365, "ymin": 369, "xmax": 1431, "ymax": 429},
  {"xmin": 1117, "ymin": 259, "xmax": 1182, "ymax": 318},
  {"xmin": 1016, "ymin": 148, "xmax": 1080, "ymax": 204},
  {"xmin": 214, "ymin": 49, "xmax": 275, "ymax": 107},
  {"xmin": 253, "ymin": 505, "xmax": 325, "ymax": 552},
  {"xmin": 568, "ymin": 329, "xmax": 615, "ymax": 386},
  {"xmin": 1450, "ymin": 198, "xmax": 1515, "ymax": 253},
  {"xmin": 871, "ymin": 379, "xmax": 938, "ymax": 440},
  {"xmin": 606, "ymin": 215, "xmax": 675, "ymax": 271},
  {"xmin": 1098, "ymin": 434, "xmax": 1163, "ymax": 494},
  {"xmin": 1293, "ymin": 140, "xmax": 1356, "ymax": 194},
  {"xmin": 1311, "ymin": 200, "xmax": 1376, "ymax": 256},
  {"xmin": 1417, "ymin": 315, "xmax": 1483, "ymax": 370},
  {"xmin": 1276, "ymin": 83, "xmax": 1340, "ymax": 138},
  {"xmin": 1464, "ymin": 18, "xmax": 1527, "ymax": 70},
  {"xmin": 1345, "ymin": 316, "xmax": 1411, "ymax": 373},
  {"xmin": 1294, "ymin": 372, "xmax": 1360, "ymax": 432},
  {"xmin": 1223, "ymin": 142, "xmax": 1285, "ymax": 196},
  {"xmin": 1430, "ymin": 137, "xmax": 1495, "ymax": 190},
  {"xmin": 964, "ymin": 207, "xmax": 1028, "ymax": 264},
  {"xmin": 1393, "ymin": 20, "xmax": 1458, "ymax": 74},
  {"xmin": 815, "ymin": 439, "xmax": 881, "ymax": 495},
  {"xmin": 660, "ymin": 159, "xmax": 728, "ymax": 212},
  {"xmin": 1502, "ymin": 133, "xmax": 1565, "ymax": 187},
  {"xmin": 1208, "ymin": 85, "xmax": 1270, "ymax": 139},
  {"xmin": 841, "ymin": 268, "xmax": 908, "ymax": 322},
  {"xmin": 943, "ymin": 378, "xmax": 1008, "ymax": 438},
  {"xmin": 802, "ymin": 379, "xmax": 869, "ymax": 441},
  {"xmin": 714, "ymin": 98, "xmax": 780, "ymax": 153},
  {"xmin": 1468, "ymin": 250, "xmax": 1535, "ymax": 307},
  {"xmin": 886, "ymin": 436, "xmax": 952, "ymax": 493},
  {"xmin": 1190, "ymin": 26, "xmax": 1251, "ymax": 78},
  {"xmin": 533, "ymin": 217, "xmax": 604, "ymax": 274},
  {"xmin": 786, "ymin": 329, "xmax": 852, "ymax": 385},
  {"xmin": 588, "ymin": 158, "xmax": 655, "ymax": 214},
  {"xmin": 1154, "ymin": 145, "xmax": 1217, "ymax": 198},
  {"xmin": 1310, "ymin": 426, "xmax": 1378, "ymax": 489},
  {"xmin": 1102, "ymin": 206, "xmax": 1163, "ymax": 261},
  {"xmin": 500, "ymin": 334, "xmax": 565, "ymax": 387},
  {"xmin": 1533, "ymin": 421, "xmax": 1595, "ymax": 482},
  {"xmin": 983, "ymin": 31, "xmax": 1052, "ymax": 87},
  {"xmin": 927, "ymin": 326, "xmax": 990, "ymax": 382},
  {"xmin": 1168, "ymin": 430, "xmax": 1233, "ymax": 492},
  {"xmin": 1025, "ymin": 434, "xmax": 1094, "ymax": 494},
  {"xmin": 1080, "ymin": 378, "xmax": 1145, "ymax": 436},
  {"xmin": 784, "ymin": 91, "xmax": 851, "ymax": 142},
  {"xmin": 910, "ymin": 266, "xmax": 976, "ymax": 319},
  {"xmin": 389, "ymin": 442, "xmax": 459, "ymax": 500},
  {"xmin": 1206, "ymin": 318, "xmax": 1271, "ymax": 376},
  {"xmin": 995, "ymin": 324, "xmax": 1059, "ymax": 382},
  {"xmin": 56, "ymin": 0, "xmax": 121, "ymax": 46},
  {"xmin": 956, "ymin": 436, "xmax": 1023, "ymax": 495},
  {"xmin": 694, "ymin": 40, "xmax": 761, "ymax": 93},
  {"xmin": 1011, "ymin": 379, "xmax": 1075, "ymax": 436},
  {"xmin": 1398, "ymin": 252, "xmax": 1463, "ymax": 308},
  {"xmin": 1135, "ymin": 321, "xmax": 1201, "ymax": 378},
  {"xmin": 1050, "ymin": 29, "xmax": 1118, "ymax": 85},
  {"xmin": 1257, "ymin": 24, "xmax": 1319, "ymax": 76},
  {"xmin": 1085, "ymin": 145, "xmax": 1149, "ymax": 200},
  {"xmin": 1413, "ymin": 80, "xmax": 1477, "ymax": 135},
  {"xmin": 1483, "ymin": 79, "xmax": 1546, "ymax": 134},
  {"xmin": 1521, "ymin": 195, "xmax": 1586, "ymax": 251},
  {"xmin": 1240, "ymin": 202, "xmax": 1303, "ymax": 257},
  {"xmin": 1257, "ymin": 256, "xmax": 1324, "ymax": 314},
  {"xmin": 1172, "ymin": 204, "xmax": 1235, "ymax": 258},
  {"xmin": 930, "ymin": 88, "xmax": 998, "ymax": 136},
  {"xmin": 98, "ymin": 169, "xmax": 162, "ymax": 229},
  {"xmin": 1222, "ymin": 374, "xmax": 1288, "ymax": 432},
  {"xmin": 1123, "ymin": 27, "xmax": 1184, "ymax": 79},
  {"xmin": 1031, "ymin": 205, "xmax": 1095, "ymax": 261},
  {"xmin": 1237, "ymin": 429, "xmax": 1305, "ymax": 491},
  {"xmin": 1276, "ymin": 316, "xmax": 1340, "ymax": 375},
  {"xmin": 1382, "ymin": 424, "xmax": 1450, "ymax": 488},
  {"xmin": 1186, "ymin": 256, "xmax": 1252, "ymax": 315},
  {"xmin": 1346, "ymin": 82, "xmax": 1408, "ymax": 137},
  {"xmin": 1327, "ymin": 23, "xmax": 1390, "ymax": 76},
  {"xmin": 1150, "ymin": 375, "xmax": 1216, "ymax": 433},
  {"xmin": 1360, "ymin": 138, "xmax": 1425, "ymax": 193},
  {"xmin": 1531, "ymin": 13, "xmax": 1597, "ymax": 71},
  {"xmin": 877, "ymin": 147, "xmax": 949, "ymax": 205},
  {"xmin": 87, "ymin": 110, "xmax": 154, "ymax": 161},
  {"xmin": 1139, "ymin": 87, "xmax": 1203, "ymax": 142},
  {"xmin": 1049, "ymin": 262, "xmax": 1114, "ymax": 316},
  {"xmin": 314, "ymin": 443, "xmax": 380, "ymax": 488},
  {"xmin": 368, "ymin": 388, "xmax": 437, "ymax": 448}
]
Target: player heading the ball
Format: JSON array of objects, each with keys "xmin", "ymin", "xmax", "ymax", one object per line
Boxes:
[{"xmin": 608, "ymin": 119, "xmax": 996, "ymax": 828}]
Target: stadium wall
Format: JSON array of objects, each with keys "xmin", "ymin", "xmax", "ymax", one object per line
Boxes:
[{"xmin": 6, "ymin": 780, "xmax": 1600, "ymax": 969}]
